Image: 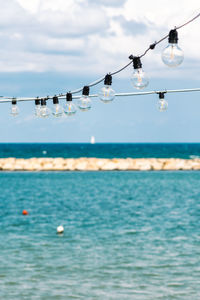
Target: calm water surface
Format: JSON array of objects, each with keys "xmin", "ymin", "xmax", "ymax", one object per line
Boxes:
[
  {"xmin": 0, "ymin": 143, "xmax": 200, "ymax": 158},
  {"xmin": 0, "ymin": 171, "xmax": 200, "ymax": 299}
]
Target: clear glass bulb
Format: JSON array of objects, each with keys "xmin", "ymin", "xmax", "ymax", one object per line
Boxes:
[
  {"xmin": 64, "ymin": 102, "xmax": 77, "ymax": 116},
  {"xmin": 52, "ymin": 104, "xmax": 63, "ymax": 117},
  {"xmin": 78, "ymin": 96, "xmax": 91, "ymax": 111},
  {"xmin": 40, "ymin": 105, "xmax": 51, "ymax": 118},
  {"xmin": 35, "ymin": 104, "xmax": 41, "ymax": 117},
  {"xmin": 10, "ymin": 104, "xmax": 19, "ymax": 116},
  {"xmin": 98, "ymin": 85, "xmax": 115, "ymax": 103},
  {"xmin": 158, "ymin": 99, "xmax": 168, "ymax": 112},
  {"xmin": 162, "ymin": 43, "xmax": 184, "ymax": 67},
  {"xmin": 131, "ymin": 68, "xmax": 149, "ymax": 89}
]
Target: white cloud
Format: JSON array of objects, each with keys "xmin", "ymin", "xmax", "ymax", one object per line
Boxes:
[{"xmin": 0, "ymin": 0, "xmax": 198, "ymax": 78}]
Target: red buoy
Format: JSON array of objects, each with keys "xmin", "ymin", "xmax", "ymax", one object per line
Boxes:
[{"xmin": 22, "ymin": 210, "xmax": 29, "ymax": 215}]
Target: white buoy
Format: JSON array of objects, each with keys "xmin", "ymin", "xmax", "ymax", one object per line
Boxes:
[{"xmin": 57, "ymin": 225, "xmax": 64, "ymax": 234}]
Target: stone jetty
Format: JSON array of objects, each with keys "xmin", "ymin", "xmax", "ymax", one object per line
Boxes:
[{"xmin": 0, "ymin": 157, "xmax": 200, "ymax": 171}]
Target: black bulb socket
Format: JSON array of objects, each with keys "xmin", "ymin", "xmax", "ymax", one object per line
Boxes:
[
  {"xmin": 12, "ymin": 99, "xmax": 17, "ymax": 105},
  {"xmin": 82, "ymin": 86, "xmax": 89, "ymax": 96},
  {"xmin": 41, "ymin": 99, "xmax": 46, "ymax": 106},
  {"xmin": 159, "ymin": 92, "xmax": 165, "ymax": 99},
  {"xmin": 168, "ymin": 29, "xmax": 178, "ymax": 44},
  {"xmin": 104, "ymin": 74, "xmax": 112, "ymax": 86},
  {"xmin": 53, "ymin": 96, "xmax": 59, "ymax": 105},
  {"xmin": 66, "ymin": 93, "xmax": 72, "ymax": 102},
  {"xmin": 133, "ymin": 57, "xmax": 142, "ymax": 69},
  {"xmin": 35, "ymin": 99, "xmax": 40, "ymax": 106}
]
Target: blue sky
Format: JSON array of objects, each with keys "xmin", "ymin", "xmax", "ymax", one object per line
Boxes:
[{"xmin": 0, "ymin": 0, "xmax": 199, "ymax": 142}]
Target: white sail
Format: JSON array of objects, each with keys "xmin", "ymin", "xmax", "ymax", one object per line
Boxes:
[{"xmin": 90, "ymin": 136, "xmax": 95, "ymax": 144}]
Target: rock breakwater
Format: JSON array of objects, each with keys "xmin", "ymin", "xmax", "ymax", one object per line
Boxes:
[{"xmin": 0, "ymin": 158, "xmax": 200, "ymax": 171}]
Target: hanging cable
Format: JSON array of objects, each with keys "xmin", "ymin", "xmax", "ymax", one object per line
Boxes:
[
  {"xmin": 140, "ymin": 12, "xmax": 200, "ymax": 58},
  {"xmin": 1, "ymin": 87, "xmax": 200, "ymax": 103},
  {"xmin": 0, "ymin": 11, "xmax": 199, "ymax": 101}
]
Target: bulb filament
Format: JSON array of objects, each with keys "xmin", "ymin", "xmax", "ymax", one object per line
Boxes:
[
  {"xmin": 137, "ymin": 70, "xmax": 142, "ymax": 83},
  {"xmin": 104, "ymin": 88, "xmax": 109, "ymax": 98},
  {"xmin": 170, "ymin": 45, "xmax": 174, "ymax": 60}
]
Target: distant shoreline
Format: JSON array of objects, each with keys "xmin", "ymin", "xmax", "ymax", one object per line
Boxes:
[{"xmin": 1, "ymin": 157, "xmax": 200, "ymax": 171}]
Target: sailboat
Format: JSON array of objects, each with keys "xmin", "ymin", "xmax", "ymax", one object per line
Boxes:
[{"xmin": 90, "ymin": 136, "xmax": 95, "ymax": 144}]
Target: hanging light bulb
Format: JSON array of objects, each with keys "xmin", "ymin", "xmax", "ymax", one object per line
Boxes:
[
  {"xmin": 98, "ymin": 74, "xmax": 115, "ymax": 103},
  {"xmin": 130, "ymin": 56, "xmax": 149, "ymax": 89},
  {"xmin": 78, "ymin": 86, "xmax": 91, "ymax": 111},
  {"xmin": 64, "ymin": 93, "xmax": 77, "ymax": 116},
  {"xmin": 52, "ymin": 96, "xmax": 63, "ymax": 117},
  {"xmin": 157, "ymin": 92, "xmax": 168, "ymax": 112},
  {"xmin": 162, "ymin": 29, "xmax": 184, "ymax": 67},
  {"xmin": 35, "ymin": 98, "xmax": 41, "ymax": 117},
  {"xmin": 10, "ymin": 98, "xmax": 19, "ymax": 116},
  {"xmin": 40, "ymin": 99, "xmax": 51, "ymax": 118}
]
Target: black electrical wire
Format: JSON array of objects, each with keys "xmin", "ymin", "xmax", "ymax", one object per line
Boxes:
[
  {"xmin": 69, "ymin": 11, "xmax": 200, "ymax": 95},
  {"xmin": 176, "ymin": 12, "xmax": 200, "ymax": 30},
  {"xmin": 1, "ymin": 11, "xmax": 200, "ymax": 101},
  {"xmin": 139, "ymin": 12, "xmax": 200, "ymax": 58}
]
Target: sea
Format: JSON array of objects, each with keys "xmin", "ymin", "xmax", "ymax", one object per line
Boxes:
[
  {"xmin": 0, "ymin": 143, "xmax": 200, "ymax": 299},
  {"xmin": 0, "ymin": 142, "xmax": 200, "ymax": 159}
]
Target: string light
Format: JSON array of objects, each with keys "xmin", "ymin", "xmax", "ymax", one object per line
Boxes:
[
  {"xmin": 40, "ymin": 99, "xmax": 51, "ymax": 118},
  {"xmin": 10, "ymin": 99, "xmax": 19, "ymax": 116},
  {"xmin": 64, "ymin": 93, "xmax": 77, "ymax": 116},
  {"xmin": 98, "ymin": 74, "xmax": 115, "ymax": 103},
  {"xmin": 157, "ymin": 92, "xmax": 168, "ymax": 112},
  {"xmin": 3, "ymin": 87, "xmax": 200, "ymax": 106},
  {"xmin": 0, "ymin": 11, "xmax": 199, "ymax": 116},
  {"xmin": 35, "ymin": 99, "xmax": 41, "ymax": 117},
  {"xmin": 129, "ymin": 56, "xmax": 149, "ymax": 89},
  {"xmin": 52, "ymin": 96, "xmax": 63, "ymax": 117},
  {"xmin": 78, "ymin": 86, "xmax": 91, "ymax": 111},
  {"xmin": 162, "ymin": 29, "xmax": 184, "ymax": 67}
]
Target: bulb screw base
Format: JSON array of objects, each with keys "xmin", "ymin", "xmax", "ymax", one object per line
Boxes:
[
  {"xmin": 104, "ymin": 74, "xmax": 112, "ymax": 86},
  {"xmin": 53, "ymin": 96, "xmax": 59, "ymax": 104},
  {"xmin": 12, "ymin": 99, "xmax": 17, "ymax": 105},
  {"xmin": 35, "ymin": 99, "xmax": 40, "ymax": 105},
  {"xmin": 66, "ymin": 93, "xmax": 72, "ymax": 102},
  {"xmin": 41, "ymin": 99, "xmax": 46, "ymax": 106},
  {"xmin": 168, "ymin": 29, "xmax": 178, "ymax": 44},
  {"xmin": 159, "ymin": 92, "xmax": 165, "ymax": 99},
  {"xmin": 129, "ymin": 55, "xmax": 142, "ymax": 69},
  {"xmin": 82, "ymin": 86, "xmax": 90, "ymax": 96}
]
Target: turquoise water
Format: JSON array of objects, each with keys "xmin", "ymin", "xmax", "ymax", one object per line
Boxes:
[
  {"xmin": 0, "ymin": 143, "xmax": 200, "ymax": 158},
  {"xmin": 0, "ymin": 171, "xmax": 200, "ymax": 299}
]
